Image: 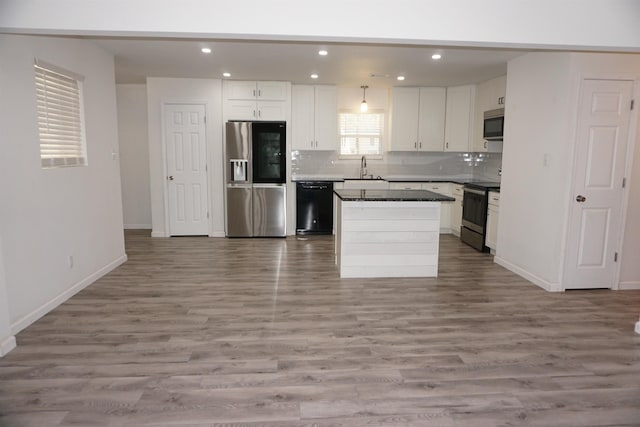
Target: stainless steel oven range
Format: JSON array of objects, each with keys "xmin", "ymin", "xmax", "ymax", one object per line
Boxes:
[{"xmin": 460, "ymin": 182, "xmax": 500, "ymax": 252}]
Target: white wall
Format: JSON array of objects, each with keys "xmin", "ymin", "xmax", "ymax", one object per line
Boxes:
[
  {"xmin": 0, "ymin": 235, "xmax": 16, "ymax": 356},
  {"xmin": 1, "ymin": 1, "xmax": 639, "ymax": 51},
  {"xmin": 496, "ymin": 52, "xmax": 640, "ymax": 291},
  {"xmin": 0, "ymin": 34, "xmax": 126, "ymax": 336},
  {"xmin": 117, "ymin": 84, "xmax": 152, "ymax": 229},
  {"xmin": 146, "ymin": 78, "xmax": 224, "ymax": 237},
  {"xmin": 495, "ymin": 53, "xmax": 574, "ymax": 291}
]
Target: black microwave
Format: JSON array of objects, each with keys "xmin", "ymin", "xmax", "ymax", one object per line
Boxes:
[{"xmin": 483, "ymin": 108, "xmax": 504, "ymax": 141}]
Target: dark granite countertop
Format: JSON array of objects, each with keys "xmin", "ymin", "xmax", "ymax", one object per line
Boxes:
[{"xmin": 334, "ymin": 189, "xmax": 455, "ymax": 202}]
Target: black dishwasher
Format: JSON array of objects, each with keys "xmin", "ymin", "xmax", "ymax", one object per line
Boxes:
[{"xmin": 296, "ymin": 181, "xmax": 334, "ymax": 235}]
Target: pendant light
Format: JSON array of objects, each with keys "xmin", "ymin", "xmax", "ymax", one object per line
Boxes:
[{"xmin": 360, "ymin": 85, "xmax": 369, "ymax": 112}]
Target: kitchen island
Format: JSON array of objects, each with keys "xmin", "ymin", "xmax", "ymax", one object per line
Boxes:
[{"xmin": 334, "ymin": 189, "xmax": 455, "ymax": 278}]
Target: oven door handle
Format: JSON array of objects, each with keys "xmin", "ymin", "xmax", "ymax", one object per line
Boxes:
[{"xmin": 463, "ymin": 187, "xmax": 486, "ymax": 196}]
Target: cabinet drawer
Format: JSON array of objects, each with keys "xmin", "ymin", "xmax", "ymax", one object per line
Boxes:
[
  {"xmin": 422, "ymin": 183, "xmax": 451, "ymax": 196},
  {"xmin": 452, "ymin": 184, "xmax": 464, "ymax": 197},
  {"xmin": 488, "ymin": 191, "xmax": 500, "ymax": 207},
  {"xmin": 389, "ymin": 182, "xmax": 422, "ymax": 190}
]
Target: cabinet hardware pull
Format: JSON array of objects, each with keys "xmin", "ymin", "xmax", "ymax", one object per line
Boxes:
[{"xmin": 253, "ymin": 89, "xmax": 256, "ymax": 97}]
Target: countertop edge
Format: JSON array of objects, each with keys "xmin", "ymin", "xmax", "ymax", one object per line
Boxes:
[{"xmin": 334, "ymin": 189, "xmax": 456, "ymax": 202}]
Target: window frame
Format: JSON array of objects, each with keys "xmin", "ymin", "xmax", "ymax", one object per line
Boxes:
[
  {"xmin": 34, "ymin": 60, "xmax": 88, "ymax": 169},
  {"xmin": 338, "ymin": 109, "xmax": 385, "ymax": 160}
]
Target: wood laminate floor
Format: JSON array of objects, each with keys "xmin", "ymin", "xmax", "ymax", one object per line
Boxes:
[{"xmin": 1, "ymin": 230, "xmax": 640, "ymax": 426}]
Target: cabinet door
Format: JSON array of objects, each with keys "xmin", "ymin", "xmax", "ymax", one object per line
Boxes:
[
  {"xmin": 418, "ymin": 87, "xmax": 446, "ymax": 151},
  {"xmin": 450, "ymin": 184, "xmax": 463, "ymax": 235},
  {"xmin": 292, "ymin": 85, "xmax": 315, "ymax": 150},
  {"xmin": 389, "ymin": 88, "xmax": 420, "ymax": 151},
  {"xmin": 485, "ymin": 204, "xmax": 499, "ymax": 250},
  {"xmin": 314, "ymin": 86, "xmax": 338, "ymax": 150},
  {"xmin": 422, "ymin": 183, "xmax": 451, "ymax": 230},
  {"xmin": 257, "ymin": 81, "xmax": 288, "ymax": 100},
  {"xmin": 257, "ymin": 101, "xmax": 287, "ymax": 121},
  {"xmin": 226, "ymin": 100, "xmax": 257, "ymax": 120},
  {"xmin": 451, "ymin": 195, "xmax": 463, "ymax": 236},
  {"xmin": 225, "ymin": 81, "xmax": 257, "ymax": 100},
  {"xmin": 444, "ymin": 85, "xmax": 474, "ymax": 152}
]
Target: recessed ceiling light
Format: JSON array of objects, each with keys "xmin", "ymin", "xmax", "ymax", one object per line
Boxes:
[
  {"xmin": 310, "ymin": 74, "xmax": 319, "ymax": 79},
  {"xmin": 318, "ymin": 50, "xmax": 328, "ymax": 56},
  {"xmin": 397, "ymin": 76, "xmax": 406, "ymax": 81},
  {"xmin": 431, "ymin": 54, "xmax": 442, "ymax": 60},
  {"xmin": 201, "ymin": 47, "xmax": 212, "ymax": 54},
  {"xmin": 223, "ymin": 72, "xmax": 231, "ymax": 77}
]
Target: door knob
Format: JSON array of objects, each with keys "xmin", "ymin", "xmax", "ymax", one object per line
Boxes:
[
  {"xmin": 576, "ymin": 195, "xmax": 586, "ymax": 202},
  {"xmin": 168, "ymin": 176, "xmax": 174, "ymax": 181}
]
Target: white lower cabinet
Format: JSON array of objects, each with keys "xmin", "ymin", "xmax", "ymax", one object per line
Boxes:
[
  {"xmin": 485, "ymin": 191, "xmax": 500, "ymax": 251},
  {"xmin": 450, "ymin": 184, "xmax": 463, "ymax": 236},
  {"xmin": 421, "ymin": 183, "xmax": 451, "ymax": 232},
  {"xmin": 389, "ymin": 182, "xmax": 452, "ymax": 233}
]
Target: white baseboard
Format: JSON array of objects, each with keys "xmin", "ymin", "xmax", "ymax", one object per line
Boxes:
[
  {"xmin": 151, "ymin": 231, "xmax": 169, "ymax": 238},
  {"xmin": 124, "ymin": 224, "xmax": 152, "ymax": 230},
  {"xmin": 619, "ymin": 281, "xmax": 640, "ymax": 290},
  {"xmin": 0, "ymin": 335, "xmax": 16, "ymax": 357},
  {"xmin": 209, "ymin": 231, "xmax": 226, "ymax": 238},
  {"xmin": 10, "ymin": 254, "xmax": 128, "ymax": 335},
  {"xmin": 494, "ymin": 256, "xmax": 562, "ymax": 292},
  {"xmin": 635, "ymin": 320, "xmax": 640, "ymax": 335}
]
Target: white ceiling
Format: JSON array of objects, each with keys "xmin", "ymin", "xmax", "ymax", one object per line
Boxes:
[{"xmin": 92, "ymin": 38, "xmax": 527, "ymax": 87}]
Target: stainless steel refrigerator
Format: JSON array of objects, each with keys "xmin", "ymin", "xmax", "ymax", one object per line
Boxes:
[{"xmin": 225, "ymin": 121, "xmax": 286, "ymax": 237}]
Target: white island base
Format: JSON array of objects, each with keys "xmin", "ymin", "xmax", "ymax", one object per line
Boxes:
[{"xmin": 335, "ymin": 198, "xmax": 442, "ymax": 278}]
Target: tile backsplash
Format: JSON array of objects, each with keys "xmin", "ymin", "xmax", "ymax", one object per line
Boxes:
[{"xmin": 291, "ymin": 150, "xmax": 502, "ymax": 182}]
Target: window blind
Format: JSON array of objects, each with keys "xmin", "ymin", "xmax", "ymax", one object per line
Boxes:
[
  {"xmin": 35, "ymin": 63, "xmax": 87, "ymax": 168},
  {"xmin": 339, "ymin": 112, "xmax": 384, "ymax": 156}
]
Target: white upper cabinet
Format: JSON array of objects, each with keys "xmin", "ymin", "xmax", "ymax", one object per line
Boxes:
[
  {"xmin": 389, "ymin": 87, "xmax": 445, "ymax": 151},
  {"xmin": 292, "ymin": 85, "xmax": 338, "ymax": 150},
  {"xmin": 418, "ymin": 87, "xmax": 447, "ymax": 151},
  {"xmin": 223, "ymin": 81, "xmax": 289, "ymax": 121},
  {"xmin": 389, "ymin": 87, "xmax": 420, "ymax": 151},
  {"xmin": 224, "ymin": 81, "xmax": 288, "ymax": 100},
  {"xmin": 444, "ymin": 85, "xmax": 475, "ymax": 152},
  {"xmin": 472, "ymin": 75, "xmax": 506, "ymax": 152}
]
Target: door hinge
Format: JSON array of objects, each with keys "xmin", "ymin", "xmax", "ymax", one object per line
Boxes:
[
  {"xmin": 614, "ymin": 252, "xmax": 618, "ymax": 262},
  {"xmin": 622, "ymin": 177, "xmax": 626, "ymax": 188},
  {"xmin": 207, "ymin": 212, "xmax": 210, "ymax": 219},
  {"xmin": 631, "ymin": 100, "xmax": 635, "ymax": 110}
]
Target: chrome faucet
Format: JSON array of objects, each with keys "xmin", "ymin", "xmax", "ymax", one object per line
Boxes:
[{"xmin": 359, "ymin": 155, "xmax": 367, "ymax": 179}]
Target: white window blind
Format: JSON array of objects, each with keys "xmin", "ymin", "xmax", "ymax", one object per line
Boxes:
[
  {"xmin": 339, "ymin": 112, "xmax": 384, "ymax": 157},
  {"xmin": 35, "ymin": 62, "xmax": 87, "ymax": 168}
]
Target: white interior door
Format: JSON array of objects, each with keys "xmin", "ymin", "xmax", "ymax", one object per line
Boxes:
[
  {"xmin": 164, "ymin": 104, "xmax": 209, "ymax": 236},
  {"xmin": 564, "ymin": 79, "xmax": 633, "ymax": 289}
]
